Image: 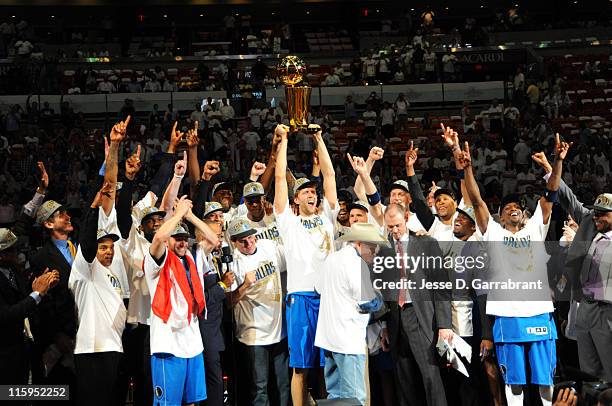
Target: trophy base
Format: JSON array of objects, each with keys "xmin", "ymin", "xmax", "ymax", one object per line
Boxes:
[{"xmin": 303, "ymin": 124, "xmax": 321, "ymax": 134}]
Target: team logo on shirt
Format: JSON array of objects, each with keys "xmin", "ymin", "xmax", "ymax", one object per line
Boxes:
[
  {"xmin": 254, "ymin": 261, "xmax": 276, "ymax": 282},
  {"xmin": 300, "ymin": 216, "xmax": 332, "ymax": 253},
  {"xmin": 255, "ymin": 226, "xmax": 281, "ymax": 242},
  {"xmin": 503, "ymin": 235, "xmax": 531, "ymax": 248}
]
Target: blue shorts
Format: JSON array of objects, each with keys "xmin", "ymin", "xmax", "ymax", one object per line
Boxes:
[
  {"xmin": 286, "ymin": 292, "xmax": 324, "ymax": 369},
  {"xmin": 496, "ymin": 340, "xmax": 556, "ymax": 386},
  {"xmin": 151, "ymin": 352, "xmax": 207, "ymax": 406}
]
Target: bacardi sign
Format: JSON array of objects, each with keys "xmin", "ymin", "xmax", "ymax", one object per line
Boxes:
[{"xmin": 457, "ymin": 52, "xmax": 504, "ymax": 64}]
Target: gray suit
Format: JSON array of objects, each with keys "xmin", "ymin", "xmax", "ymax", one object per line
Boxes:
[
  {"xmin": 378, "ymin": 232, "xmax": 451, "ymax": 406},
  {"xmin": 557, "ymin": 180, "xmax": 612, "ymax": 381}
]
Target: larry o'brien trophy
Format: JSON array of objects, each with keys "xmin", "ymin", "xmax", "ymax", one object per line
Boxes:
[{"xmin": 277, "ymin": 55, "xmax": 320, "ymax": 133}]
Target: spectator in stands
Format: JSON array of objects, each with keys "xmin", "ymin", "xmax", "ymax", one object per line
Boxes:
[
  {"xmin": 392, "ymin": 94, "xmax": 409, "ymax": 131},
  {"xmin": 363, "ymin": 104, "xmax": 377, "ymax": 137},
  {"xmin": 14, "ymin": 37, "xmax": 33, "ymax": 58},
  {"xmin": 442, "ymin": 52, "xmax": 457, "ymax": 82},
  {"xmin": 380, "ymin": 102, "xmax": 395, "ymax": 139},
  {"xmin": 344, "ymin": 96, "xmax": 357, "ymax": 126},
  {"xmin": 363, "ymin": 56, "xmax": 377, "ymax": 84},
  {"xmin": 412, "ymin": 43, "xmax": 425, "ymax": 81},
  {"xmin": 322, "ymin": 72, "xmax": 341, "ymax": 87},
  {"xmin": 485, "ymin": 99, "xmax": 503, "ymax": 133},
  {"xmin": 526, "ymin": 80, "xmax": 540, "ymax": 106},
  {"xmin": 143, "ymin": 77, "xmax": 161, "ymax": 93},
  {"xmin": 251, "ymin": 57, "xmax": 268, "ymax": 84},
  {"xmin": 97, "ymin": 76, "xmax": 116, "ymax": 94},
  {"xmin": 424, "ymin": 47, "xmax": 436, "ymax": 82},
  {"xmin": 126, "ymin": 75, "xmax": 142, "ymax": 93},
  {"xmin": 162, "ymin": 78, "xmax": 177, "ymax": 92},
  {"xmin": 220, "ymin": 98, "xmax": 235, "ymax": 129}
]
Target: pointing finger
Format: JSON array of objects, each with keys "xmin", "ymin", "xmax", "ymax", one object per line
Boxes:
[
  {"xmin": 124, "ymin": 115, "xmax": 131, "ymax": 127},
  {"xmin": 136, "ymin": 144, "xmax": 141, "ymax": 158}
]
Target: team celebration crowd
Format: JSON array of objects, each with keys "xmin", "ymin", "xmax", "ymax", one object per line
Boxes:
[{"xmin": 1, "ymin": 99, "xmax": 612, "ymax": 406}]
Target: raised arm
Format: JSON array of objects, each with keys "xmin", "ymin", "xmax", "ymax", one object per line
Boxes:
[
  {"xmin": 259, "ymin": 133, "xmax": 281, "ymax": 193},
  {"xmin": 457, "ymin": 141, "xmax": 490, "ymax": 234},
  {"xmin": 150, "ymin": 196, "xmax": 192, "ymax": 260},
  {"xmin": 103, "ymin": 115, "xmax": 130, "ymax": 215},
  {"xmin": 184, "ymin": 207, "xmax": 218, "ymax": 243},
  {"xmin": 354, "ymin": 147, "xmax": 383, "ymax": 202},
  {"xmin": 273, "ymin": 125, "xmax": 289, "ymax": 214},
  {"xmin": 440, "ymin": 123, "xmax": 470, "ymax": 206},
  {"xmin": 186, "ymin": 122, "xmax": 201, "ymax": 195},
  {"xmin": 313, "ymin": 130, "xmax": 337, "ymax": 209},
  {"xmin": 541, "ymin": 134, "xmax": 572, "ymax": 224},
  {"xmin": 347, "ymin": 154, "xmax": 384, "ymax": 226},
  {"xmin": 405, "ymin": 141, "xmax": 435, "ymax": 229},
  {"xmin": 117, "ymin": 145, "xmax": 141, "ymax": 239},
  {"xmin": 82, "ymin": 182, "xmax": 113, "ymax": 263},
  {"xmin": 532, "ymin": 150, "xmax": 590, "ymax": 224},
  {"xmin": 160, "ymin": 151, "xmax": 187, "ymax": 219}
]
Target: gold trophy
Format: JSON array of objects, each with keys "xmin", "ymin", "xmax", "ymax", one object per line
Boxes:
[{"xmin": 277, "ymin": 55, "xmax": 320, "ymax": 133}]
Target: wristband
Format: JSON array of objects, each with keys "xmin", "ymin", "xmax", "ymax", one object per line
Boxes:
[
  {"xmin": 366, "ymin": 191, "xmax": 381, "ymax": 206},
  {"xmin": 218, "ymin": 281, "xmax": 228, "ymax": 290},
  {"xmin": 544, "ymin": 189, "xmax": 558, "ymax": 203},
  {"xmin": 457, "ymin": 169, "xmax": 465, "ymax": 180},
  {"xmin": 174, "ymin": 174, "xmax": 184, "ymax": 180}
]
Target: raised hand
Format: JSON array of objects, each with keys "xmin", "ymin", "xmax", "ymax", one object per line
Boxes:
[
  {"xmin": 175, "ymin": 151, "xmax": 187, "ymax": 177},
  {"xmin": 458, "ymin": 141, "xmax": 472, "ymax": 168},
  {"xmin": 312, "ymin": 149, "xmax": 319, "ymax": 166},
  {"xmin": 531, "ymin": 151, "xmax": 552, "ymax": 173},
  {"xmin": 37, "ymin": 161, "xmax": 49, "ymax": 193},
  {"xmin": 275, "ymin": 124, "xmax": 289, "ymax": 141},
  {"xmin": 347, "ymin": 153, "xmax": 367, "ymax": 176},
  {"xmin": 440, "ymin": 123, "xmax": 459, "ymax": 149},
  {"xmin": 264, "ymin": 200, "xmax": 273, "ymax": 216},
  {"xmin": 110, "ymin": 115, "xmax": 130, "ymax": 143},
  {"xmin": 186, "ymin": 122, "xmax": 200, "ymax": 148},
  {"xmin": 91, "ymin": 181, "xmax": 114, "ymax": 208},
  {"xmin": 174, "ymin": 195, "xmax": 193, "ymax": 218},
  {"xmin": 104, "ymin": 135, "xmax": 110, "ymax": 160},
  {"xmin": 168, "ymin": 121, "xmax": 184, "ymax": 153},
  {"xmin": 202, "ymin": 160, "xmax": 220, "ymax": 181},
  {"xmin": 250, "ymin": 161, "xmax": 267, "ymax": 179},
  {"xmin": 554, "ymin": 133, "xmax": 572, "ymax": 161},
  {"xmin": 125, "ymin": 145, "xmax": 142, "ymax": 180},
  {"xmin": 368, "ymin": 146, "xmax": 385, "ymax": 162},
  {"xmin": 404, "ymin": 141, "xmax": 419, "ymax": 167}
]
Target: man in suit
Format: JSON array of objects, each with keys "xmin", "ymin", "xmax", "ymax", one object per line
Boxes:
[
  {"xmin": 195, "ymin": 219, "xmax": 235, "ymax": 406},
  {"xmin": 30, "ymin": 200, "xmax": 78, "ymax": 394},
  {"xmin": 0, "ymin": 228, "xmax": 59, "ymax": 384},
  {"xmin": 377, "ymin": 203, "xmax": 453, "ymax": 406},
  {"xmin": 556, "ymin": 186, "xmax": 612, "ymax": 381}
]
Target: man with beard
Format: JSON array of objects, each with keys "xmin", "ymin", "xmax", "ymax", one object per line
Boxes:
[
  {"xmin": 459, "ymin": 130, "xmax": 567, "ymax": 406},
  {"xmin": 533, "ymin": 150, "xmax": 612, "ymax": 382},
  {"xmin": 334, "ymin": 190, "xmax": 352, "ymax": 245},
  {"xmin": 239, "ymin": 181, "xmax": 282, "ymax": 244},
  {"xmin": 0, "ymin": 228, "xmax": 59, "ymax": 384},
  {"xmin": 210, "ymin": 182, "xmax": 246, "ymax": 231},
  {"xmin": 145, "ymin": 196, "xmax": 218, "ymax": 406},
  {"xmin": 69, "ymin": 182, "xmax": 127, "ymax": 406},
  {"xmin": 273, "ymin": 124, "xmax": 338, "ymax": 406}
]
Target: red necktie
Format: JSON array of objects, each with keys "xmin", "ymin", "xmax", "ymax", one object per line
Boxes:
[{"xmin": 396, "ymin": 240, "xmax": 407, "ymax": 307}]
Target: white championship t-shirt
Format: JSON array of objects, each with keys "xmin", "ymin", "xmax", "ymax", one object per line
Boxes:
[
  {"xmin": 98, "ymin": 206, "xmax": 131, "ymax": 300},
  {"xmin": 482, "ymin": 202, "xmax": 553, "ymax": 317},
  {"xmin": 274, "ymin": 198, "xmax": 338, "ymax": 294},
  {"xmin": 241, "ymin": 214, "xmax": 283, "ymax": 245},
  {"xmin": 314, "ymin": 246, "xmax": 377, "ymax": 355},
  {"xmin": 231, "ymin": 240, "xmax": 286, "ymax": 346},
  {"xmin": 69, "ymin": 247, "xmax": 127, "ymax": 354},
  {"xmin": 144, "ymin": 247, "xmax": 204, "ymax": 358}
]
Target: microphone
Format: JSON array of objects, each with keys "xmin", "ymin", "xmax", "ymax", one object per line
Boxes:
[{"xmin": 220, "ymin": 245, "xmax": 233, "ymax": 274}]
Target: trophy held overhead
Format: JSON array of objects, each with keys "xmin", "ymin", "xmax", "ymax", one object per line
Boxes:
[{"xmin": 277, "ymin": 55, "xmax": 321, "ymax": 134}]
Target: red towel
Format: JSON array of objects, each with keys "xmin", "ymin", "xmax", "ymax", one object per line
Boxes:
[{"xmin": 151, "ymin": 249, "xmax": 206, "ymax": 325}]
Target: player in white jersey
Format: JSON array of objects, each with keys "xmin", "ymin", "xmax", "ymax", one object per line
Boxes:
[
  {"xmin": 273, "ymin": 124, "xmax": 338, "ymax": 406},
  {"xmin": 227, "ymin": 218, "xmax": 289, "ymax": 406},
  {"xmin": 457, "ymin": 130, "xmax": 569, "ymax": 406},
  {"xmin": 239, "ymin": 181, "xmax": 282, "ymax": 244}
]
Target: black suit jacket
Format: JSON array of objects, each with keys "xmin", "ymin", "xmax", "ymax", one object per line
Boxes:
[
  {"xmin": 29, "ymin": 240, "xmax": 77, "ymax": 350},
  {"xmin": 197, "ymin": 253, "xmax": 227, "ymax": 352},
  {"xmin": 377, "ymin": 232, "xmax": 452, "ymax": 348},
  {"xmin": 0, "ymin": 266, "xmax": 37, "ymax": 351}
]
